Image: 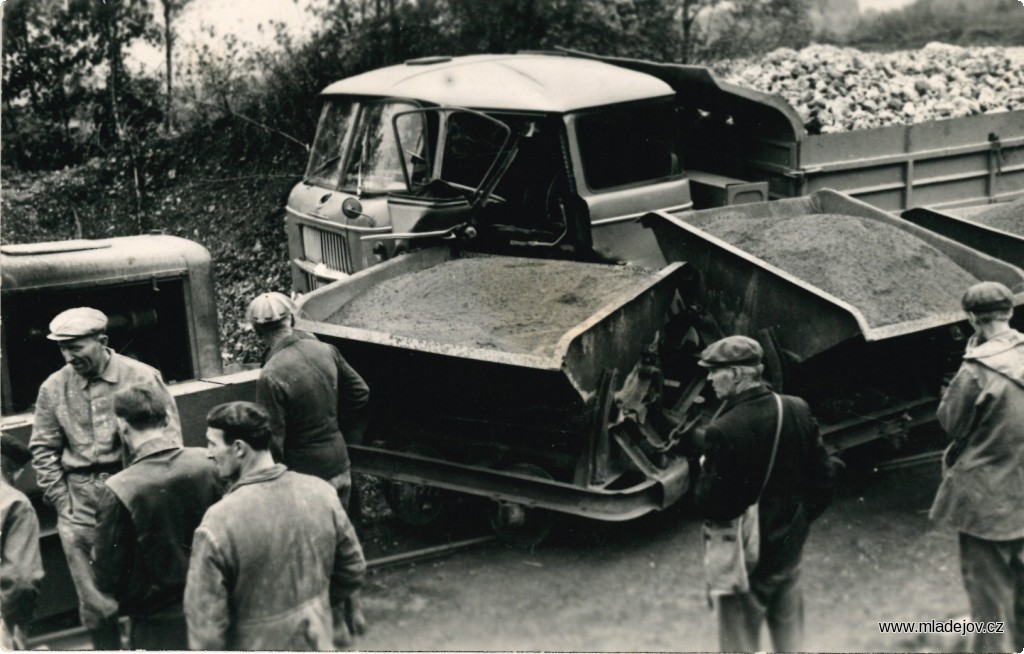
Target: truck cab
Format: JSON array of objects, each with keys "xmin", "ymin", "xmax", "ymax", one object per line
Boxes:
[
  {"xmin": 286, "ymin": 53, "xmax": 694, "ymax": 291},
  {"xmin": 287, "ymin": 51, "xmax": 1024, "ymax": 291}
]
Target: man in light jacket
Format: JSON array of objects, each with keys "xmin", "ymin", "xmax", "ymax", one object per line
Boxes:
[
  {"xmin": 929, "ymin": 281, "xmax": 1024, "ymax": 653},
  {"xmin": 184, "ymin": 401, "xmax": 366, "ymax": 650}
]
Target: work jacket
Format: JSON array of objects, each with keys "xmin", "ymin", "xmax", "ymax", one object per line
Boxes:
[
  {"xmin": 92, "ymin": 439, "xmax": 223, "ymax": 617},
  {"xmin": 29, "ymin": 349, "xmax": 182, "ymax": 511},
  {"xmin": 256, "ymin": 332, "xmax": 369, "ymax": 480},
  {"xmin": 694, "ymin": 385, "xmax": 835, "ymax": 593},
  {"xmin": 930, "ymin": 328, "xmax": 1024, "ymax": 541},
  {"xmin": 184, "ymin": 464, "xmax": 366, "ymax": 651},
  {"xmin": 0, "ymin": 480, "xmax": 43, "ymax": 629}
]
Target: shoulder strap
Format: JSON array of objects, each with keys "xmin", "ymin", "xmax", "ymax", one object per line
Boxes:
[{"xmin": 756, "ymin": 393, "xmax": 784, "ymax": 501}]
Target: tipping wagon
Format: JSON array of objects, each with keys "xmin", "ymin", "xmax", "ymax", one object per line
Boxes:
[{"xmin": 296, "ymin": 189, "xmax": 1024, "ymax": 545}]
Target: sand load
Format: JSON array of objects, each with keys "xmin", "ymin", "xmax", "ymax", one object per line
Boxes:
[
  {"xmin": 967, "ymin": 199, "xmax": 1024, "ymax": 236},
  {"xmin": 684, "ymin": 212, "xmax": 980, "ymax": 328},
  {"xmin": 329, "ymin": 255, "xmax": 657, "ymax": 358}
]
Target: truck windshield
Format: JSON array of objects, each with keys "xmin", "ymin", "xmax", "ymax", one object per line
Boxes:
[
  {"xmin": 576, "ymin": 102, "xmax": 679, "ymax": 191},
  {"xmin": 305, "ymin": 100, "xmax": 355, "ymax": 187},
  {"xmin": 342, "ymin": 101, "xmax": 424, "ymax": 195}
]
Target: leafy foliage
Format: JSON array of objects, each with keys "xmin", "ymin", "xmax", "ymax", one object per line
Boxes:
[{"xmin": 841, "ymin": 0, "xmax": 1024, "ymax": 50}]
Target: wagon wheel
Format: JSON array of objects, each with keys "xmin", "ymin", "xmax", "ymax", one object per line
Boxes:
[
  {"xmin": 380, "ymin": 445, "xmax": 449, "ymax": 527},
  {"xmin": 381, "ymin": 479, "xmax": 448, "ymax": 526},
  {"xmin": 489, "ymin": 463, "xmax": 554, "ymax": 548}
]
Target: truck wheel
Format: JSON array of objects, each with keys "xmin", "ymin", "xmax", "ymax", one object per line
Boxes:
[
  {"xmin": 489, "ymin": 463, "xmax": 554, "ymax": 548},
  {"xmin": 381, "ymin": 479, "xmax": 448, "ymax": 526}
]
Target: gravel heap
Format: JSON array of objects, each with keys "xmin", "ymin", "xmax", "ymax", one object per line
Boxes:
[
  {"xmin": 722, "ymin": 43, "xmax": 1024, "ymax": 133},
  {"xmin": 965, "ymin": 198, "xmax": 1024, "ymax": 236},
  {"xmin": 329, "ymin": 256, "xmax": 656, "ymax": 357},
  {"xmin": 685, "ymin": 212, "xmax": 979, "ymax": 327}
]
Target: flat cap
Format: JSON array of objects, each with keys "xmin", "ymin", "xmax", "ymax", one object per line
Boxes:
[
  {"xmin": 961, "ymin": 281, "xmax": 1014, "ymax": 313},
  {"xmin": 1, "ymin": 433, "xmax": 33, "ymax": 466},
  {"xmin": 47, "ymin": 307, "xmax": 108, "ymax": 341},
  {"xmin": 245, "ymin": 292, "xmax": 297, "ymax": 325},
  {"xmin": 698, "ymin": 335, "xmax": 764, "ymax": 368}
]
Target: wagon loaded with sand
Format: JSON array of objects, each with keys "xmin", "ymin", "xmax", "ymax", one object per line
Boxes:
[{"xmin": 297, "ymin": 190, "xmax": 1024, "ymax": 544}]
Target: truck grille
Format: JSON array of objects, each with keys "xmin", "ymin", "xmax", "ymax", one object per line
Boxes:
[{"xmin": 301, "ymin": 225, "xmax": 354, "ymax": 274}]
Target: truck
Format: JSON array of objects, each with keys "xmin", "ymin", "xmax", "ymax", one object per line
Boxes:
[
  {"xmin": 284, "ymin": 51, "xmax": 1024, "ymax": 291},
  {"xmin": 0, "ymin": 236, "xmax": 259, "ymax": 624}
]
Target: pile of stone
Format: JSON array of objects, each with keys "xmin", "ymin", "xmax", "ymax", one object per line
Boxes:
[{"xmin": 722, "ymin": 43, "xmax": 1024, "ymax": 133}]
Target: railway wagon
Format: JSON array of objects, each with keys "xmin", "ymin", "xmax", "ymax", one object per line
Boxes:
[{"xmin": 297, "ymin": 189, "xmax": 1024, "ymax": 545}]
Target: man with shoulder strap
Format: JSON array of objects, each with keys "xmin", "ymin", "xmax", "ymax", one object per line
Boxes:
[
  {"xmin": 28, "ymin": 307, "xmax": 182, "ymax": 649},
  {"xmin": 692, "ymin": 335, "xmax": 835, "ymax": 652},
  {"xmin": 92, "ymin": 384, "xmax": 224, "ymax": 649},
  {"xmin": 929, "ymin": 281, "xmax": 1024, "ymax": 652}
]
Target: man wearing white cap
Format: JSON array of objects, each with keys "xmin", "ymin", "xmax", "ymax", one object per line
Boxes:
[
  {"xmin": 929, "ymin": 281, "xmax": 1024, "ymax": 652},
  {"xmin": 245, "ymin": 292, "xmax": 368, "ymax": 509},
  {"xmin": 28, "ymin": 307, "xmax": 181, "ymax": 649}
]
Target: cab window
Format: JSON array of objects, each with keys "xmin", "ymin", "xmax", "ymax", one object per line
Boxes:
[
  {"xmin": 342, "ymin": 101, "xmax": 425, "ymax": 194},
  {"xmin": 305, "ymin": 100, "xmax": 355, "ymax": 188},
  {"xmin": 576, "ymin": 102, "xmax": 679, "ymax": 191}
]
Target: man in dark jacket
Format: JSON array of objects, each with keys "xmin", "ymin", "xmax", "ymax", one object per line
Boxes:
[
  {"xmin": 92, "ymin": 384, "xmax": 224, "ymax": 649},
  {"xmin": 929, "ymin": 281, "xmax": 1024, "ymax": 652},
  {"xmin": 185, "ymin": 401, "xmax": 366, "ymax": 650},
  {"xmin": 247, "ymin": 292, "xmax": 369, "ymax": 509},
  {"xmin": 693, "ymin": 335, "xmax": 835, "ymax": 652}
]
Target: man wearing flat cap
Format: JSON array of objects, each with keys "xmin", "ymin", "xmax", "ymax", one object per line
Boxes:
[
  {"xmin": 28, "ymin": 306, "xmax": 182, "ymax": 649},
  {"xmin": 1, "ymin": 434, "xmax": 44, "ymax": 649},
  {"xmin": 692, "ymin": 335, "xmax": 834, "ymax": 652},
  {"xmin": 929, "ymin": 281, "xmax": 1024, "ymax": 652}
]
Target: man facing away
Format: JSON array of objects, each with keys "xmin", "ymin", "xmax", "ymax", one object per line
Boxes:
[
  {"xmin": 692, "ymin": 335, "xmax": 835, "ymax": 652},
  {"xmin": 185, "ymin": 401, "xmax": 367, "ymax": 650},
  {"xmin": 92, "ymin": 384, "xmax": 224, "ymax": 649},
  {"xmin": 929, "ymin": 281, "xmax": 1024, "ymax": 652},
  {"xmin": 1, "ymin": 434, "xmax": 44, "ymax": 649},
  {"xmin": 246, "ymin": 291, "xmax": 369, "ymax": 510},
  {"xmin": 28, "ymin": 307, "xmax": 182, "ymax": 649}
]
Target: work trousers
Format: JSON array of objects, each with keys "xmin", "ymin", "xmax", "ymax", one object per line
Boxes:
[
  {"xmin": 57, "ymin": 470, "xmax": 121, "ymax": 649},
  {"xmin": 129, "ymin": 606, "xmax": 189, "ymax": 650},
  {"xmin": 716, "ymin": 567, "xmax": 803, "ymax": 652},
  {"xmin": 326, "ymin": 469, "xmax": 353, "ymax": 512},
  {"xmin": 959, "ymin": 532, "xmax": 1024, "ymax": 653}
]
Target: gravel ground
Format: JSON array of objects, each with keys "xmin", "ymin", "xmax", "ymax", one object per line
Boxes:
[{"xmin": 356, "ymin": 461, "xmax": 968, "ymax": 652}]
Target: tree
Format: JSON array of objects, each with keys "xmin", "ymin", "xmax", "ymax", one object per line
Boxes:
[{"xmin": 157, "ymin": 0, "xmax": 192, "ymax": 132}]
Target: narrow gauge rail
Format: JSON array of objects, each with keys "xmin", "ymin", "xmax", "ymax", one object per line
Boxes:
[{"xmin": 26, "ymin": 535, "xmax": 497, "ymax": 650}]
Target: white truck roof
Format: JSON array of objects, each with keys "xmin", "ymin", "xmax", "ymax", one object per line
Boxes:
[{"xmin": 319, "ymin": 53, "xmax": 675, "ymax": 113}]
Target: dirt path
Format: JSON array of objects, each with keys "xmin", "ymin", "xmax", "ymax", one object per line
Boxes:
[{"xmin": 357, "ymin": 462, "xmax": 966, "ymax": 652}]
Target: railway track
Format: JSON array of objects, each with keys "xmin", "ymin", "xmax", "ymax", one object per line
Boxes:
[{"xmin": 26, "ymin": 534, "xmax": 497, "ymax": 650}]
